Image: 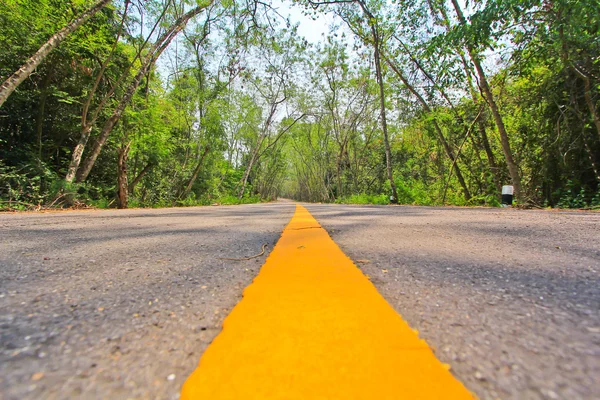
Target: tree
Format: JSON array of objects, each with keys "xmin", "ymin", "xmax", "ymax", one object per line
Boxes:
[
  {"xmin": 447, "ymin": 0, "xmax": 523, "ymax": 199},
  {"xmin": 1, "ymin": 0, "xmax": 598, "ymax": 210},
  {"xmin": 0, "ymin": 0, "xmax": 112, "ymax": 108},
  {"xmin": 236, "ymin": 29, "xmax": 306, "ymax": 199},
  {"xmin": 74, "ymin": 2, "xmax": 213, "ymax": 183},
  {"xmin": 65, "ymin": 0, "xmax": 132, "ymax": 183}
]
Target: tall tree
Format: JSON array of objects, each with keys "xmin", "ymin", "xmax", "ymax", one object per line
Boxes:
[
  {"xmin": 74, "ymin": 2, "xmax": 213, "ymax": 183},
  {"xmin": 448, "ymin": 0, "xmax": 523, "ymax": 200},
  {"xmin": 65, "ymin": 0, "xmax": 133, "ymax": 183},
  {"xmin": 0, "ymin": 0, "xmax": 112, "ymax": 108}
]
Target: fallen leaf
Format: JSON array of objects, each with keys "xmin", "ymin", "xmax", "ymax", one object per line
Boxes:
[
  {"xmin": 97, "ymin": 307, "xmax": 104, "ymax": 312},
  {"xmin": 31, "ymin": 372, "xmax": 44, "ymax": 381},
  {"xmin": 382, "ymin": 269, "xmax": 388, "ymax": 273},
  {"xmin": 356, "ymin": 259, "xmax": 370, "ymax": 264},
  {"xmin": 201, "ymin": 286, "xmax": 207, "ymax": 289}
]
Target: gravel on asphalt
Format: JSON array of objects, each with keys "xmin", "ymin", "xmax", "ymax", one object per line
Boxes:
[
  {"xmin": 0, "ymin": 204, "xmax": 294, "ymax": 400},
  {"xmin": 306, "ymin": 204, "xmax": 600, "ymax": 400}
]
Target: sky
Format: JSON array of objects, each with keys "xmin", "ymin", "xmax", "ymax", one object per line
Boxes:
[{"xmin": 269, "ymin": 0, "xmax": 336, "ymax": 45}]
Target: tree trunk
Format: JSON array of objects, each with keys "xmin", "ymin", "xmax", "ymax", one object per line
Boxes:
[
  {"xmin": 336, "ymin": 140, "xmax": 348, "ymax": 198},
  {"xmin": 470, "ymin": 55, "xmax": 522, "ymax": 199},
  {"xmin": 351, "ymin": 0, "xmax": 398, "ymax": 203},
  {"xmin": 371, "ymin": 26, "xmax": 398, "ymax": 203},
  {"xmin": 580, "ymin": 71, "xmax": 600, "ymax": 142},
  {"xmin": 442, "ymin": 108, "xmax": 482, "ymax": 203},
  {"xmin": 392, "ymin": 41, "xmax": 481, "ymax": 197},
  {"xmin": 582, "ymin": 135, "xmax": 600, "ymax": 183},
  {"xmin": 436, "ymin": 3, "xmax": 503, "ymax": 194},
  {"xmin": 129, "ymin": 162, "xmax": 154, "ymax": 194},
  {"xmin": 35, "ymin": 70, "xmax": 53, "ymax": 167},
  {"xmin": 238, "ymin": 137, "xmax": 265, "ymax": 199},
  {"xmin": 65, "ymin": 0, "xmax": 131, "ymax": 183},
  {"xmin": 477, "ymin": 122, "xmax": 499, "ymax": 180},
  {"xmin": 458, "ymin": 54, "xmax": 501, "ymax": 192},
  {"xmin": 450, "ymin": 0, "xmax": 522, "ymax": 200},
  {"xmin": 35, "ymin": 92, "xmax": 46, "ymax": 166},
  {"xmin": 235, "ymin": 101, "xmax": 299, "ymax": 200},
  {"xmin": 433, "ymin": 121, "xmax": 472, "ymax": 200},
  {"xmin": 180, "ymin": 146, "xmax": 210, "ymax": 199},
  {"xmin": 385, "ymin": 57, "xmax": 472, "ymax": 201},
  {"xmin": 65, "ymin": 124, "xmax": 92, "ymax": 183},
  {"xmin": 75, "ymin": 4, "xmax": 210, "ymax": 183},
  {"xmin": 0, "ymin": 0, "xmax": 112, "ymax": 108},
  {"xmin": 117, "ymin": 142, "xmax": 130, "ymax": 209},
  {"xmin": 336, "ymin": 153, "xmax": 343, "ymax": 198}
]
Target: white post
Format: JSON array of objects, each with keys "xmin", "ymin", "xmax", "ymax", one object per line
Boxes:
[{"xmin": 502, "ymin": 185, "xmax": 514, "ymax": 206}]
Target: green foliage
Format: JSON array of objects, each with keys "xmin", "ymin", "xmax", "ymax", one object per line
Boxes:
[
  {"xmin": 175, "ymin": 193, "xmax": 262, "ymax": 207},
  {"xmin": 555, "ymin": 181, "xmax": 600, "ymax": 209},
  {"xmin": 1, "ymin": 0, "xmax": 598, "ymax": 211},
  {"xmin": 0, "ymin": 160, "xmax": 61, "ymax": 209},
  {"xmin": 336, "ymin": 194, "xmax": 390, "ymax": 205}
]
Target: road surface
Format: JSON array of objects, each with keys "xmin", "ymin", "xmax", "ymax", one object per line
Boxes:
[{"xmin": 1, "ymin": 202, "xmax": 598, "ymax": 399}]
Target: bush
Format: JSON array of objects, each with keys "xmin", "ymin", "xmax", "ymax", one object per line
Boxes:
[
  {"xmin": 555, "ymin": 180, "xmax": 599, "ymax": 209},
  {"xmin": 337, "ymin": 193, "xmax": 390, "ymax": 205},
  {"xmin": 175, "ymin": 193, "xmax": 263, "ymax": 207},
  {"xmin": 466, "ymin": 194, "xmax": 501, "ymax": 207},
  {"xmin": 0, "ymin": 160, "xmax": 61, "ymax": 210}
]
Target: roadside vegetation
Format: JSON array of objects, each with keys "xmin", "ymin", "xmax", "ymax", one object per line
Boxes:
[{"xmin": 1, "ymin": 0, "xmax": 599, "ymax": 211}]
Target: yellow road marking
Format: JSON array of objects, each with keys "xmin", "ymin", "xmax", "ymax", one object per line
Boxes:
[{"xmin": 181, "ymin": 205, "xmax": 473, "ymax": 399}]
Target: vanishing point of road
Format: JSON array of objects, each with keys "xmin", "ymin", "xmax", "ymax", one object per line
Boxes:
[{"xmin": 1, "ymin": 201, "xmax": 598, "ymax": 399}]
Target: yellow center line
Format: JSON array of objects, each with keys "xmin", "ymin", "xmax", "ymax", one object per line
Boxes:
[{"xmin": 181, "ymin": 205, "xmax": 474, "ymax": 399}]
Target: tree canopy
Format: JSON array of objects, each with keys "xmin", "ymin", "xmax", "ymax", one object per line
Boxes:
[{"xmin": 1, "ymin": 0, "xmax": 598, "ymax": 210}]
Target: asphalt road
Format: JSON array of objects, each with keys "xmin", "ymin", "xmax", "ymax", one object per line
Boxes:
[{"xmin": 1, "ymin": 202, "xmax": 599, "ymax": 399}]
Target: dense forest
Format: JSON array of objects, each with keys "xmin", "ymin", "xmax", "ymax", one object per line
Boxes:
[{"xmin": 1, "ymin": 0, "xmax": 598, "ymax": 210}]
